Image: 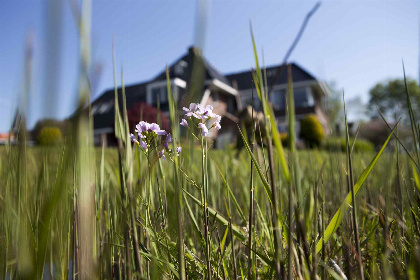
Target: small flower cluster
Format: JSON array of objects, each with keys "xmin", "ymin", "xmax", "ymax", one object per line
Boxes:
[
  {"xmin": 130, "ymin": 121, "xmax": 181, "ymax": 159},
  {"xmin": 180, "ymin": 103, "xmax": 221, "ymax": 137},
  {"xmin": 130, "ymin": 103, "xmax": 221, "ymax": 157}
]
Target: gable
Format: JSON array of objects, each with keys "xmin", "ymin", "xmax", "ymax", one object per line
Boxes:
[
  {"xmin": 225, "ymin": 63, "xmax": 317, "ymax": 91},
  {"xmin": 152, "ymin": 47, "xmax": 232, "ymax": 87}
]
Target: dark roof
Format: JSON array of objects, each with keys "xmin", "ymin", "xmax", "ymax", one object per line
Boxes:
[
  {"xmin": 225, "ymin": 63, "xmax": 317, "ymax": 91},
  {"xmin": 92, "ymin": 82, "xmax": 148, "ymax": 130},
  {"xmin": 91, "ymin": 48, "xmax": 318, "ymax": 130},
  {"xmin": 153, "ymin": 47, "xmax": 232, "ymax": 86}
]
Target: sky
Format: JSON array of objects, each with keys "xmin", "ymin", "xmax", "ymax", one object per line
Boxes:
[{"xmin": 0, "ymin": 0, "xmax": 419, "ymax": 132}]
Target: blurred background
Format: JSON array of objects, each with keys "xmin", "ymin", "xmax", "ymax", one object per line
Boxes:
[{"xmin": 0, "ymin": 0, "xmax": 419, "ymax": 148}]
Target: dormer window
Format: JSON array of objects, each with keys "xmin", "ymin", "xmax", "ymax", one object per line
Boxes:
[
  {"xmin": 269, "ymin": 87, "xmax": 315, "ymax": 109},
  {"xmin": 146, "ymin": 78, "xmax": 187, "ymax": 107},
  {"xmin": 93, "ymin": 100, "xmax": 114, "ymax": 114},
  {"xmin": 174, "ymin": 60, "xmax": 188, "ymax": 76},
  {"xmin": 151, "ymin": 86, "xmax": 168, "ymax": 105}
]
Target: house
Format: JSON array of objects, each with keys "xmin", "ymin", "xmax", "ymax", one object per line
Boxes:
[
  {"xmin": 225, "ymin": 63, "xmax": 330, "ymax": 139},
  {"xmin": 92, "ymin": 47, "xmax": 240, "ymax": 146},
  {"xmin": 92, "ymin": 46, "xmax": 329, "ymax": 147}
]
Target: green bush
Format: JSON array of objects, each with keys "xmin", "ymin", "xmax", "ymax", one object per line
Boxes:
[
  {"xmin": 299, "ymin": 114, "xmax": 325, "ymax": 148},
  {"xmin": 280, "ymin": 132, "xmax": 288, "ymax": 147},
  {"xmin": 323, "ymin": 137, "xmax": 374, "ymax": 153},
  {"xmin": 37, "ymin": 127, "xmax": 63, "ymax": 146}
]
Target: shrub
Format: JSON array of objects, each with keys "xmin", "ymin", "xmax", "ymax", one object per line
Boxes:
[
  {"xmin": 323, "ymin": 137, "xmax": 374, "ymax": 153},
  {"xmin": 299, "ymin": 114, "xmax": 325, "ymax": 148},
  {"xmin": 32, "ymin": 118, "xmax": 67, "ymax": 141},
  {"xmin": 280, "ymin": 132, "xmax": 288, "ymax": 147},
  {"xmin": 37, "ymin": 127, "xmax": 63, "ymax": 146}
]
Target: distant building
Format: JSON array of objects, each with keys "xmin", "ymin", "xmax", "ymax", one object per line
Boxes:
[
  {"xmin": 0, "ymin": 133, "xmax": 15, "ymax": 145},
  {"xmin": 226, "ymin": 63, "xmax": 330, "ymax": 139},
  {"xmin": 92, "ymin": 46, "xmax": 329, "ymax": 147}
]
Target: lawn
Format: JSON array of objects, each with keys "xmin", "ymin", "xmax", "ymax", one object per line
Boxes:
[{"xmin": 1, "ymin": 142, "xmax": 418, "ymax": 279}]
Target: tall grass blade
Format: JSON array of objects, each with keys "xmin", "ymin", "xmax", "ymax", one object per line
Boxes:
[
  {"xmin": 402, "ymin": 62, "xmax": 420, "ymax": 165},
  {"xmin": 314, "ymin": 128, "xmax": 395, "ymax": 255},
  {"xmin": 183, "ymin": 188, "xmax": 246, "ymax": 241},
  {"xmin": 215, "ymin": 165, "xmax": 247, "ymax": 224},
  {"xmin": 166, "ymin": 66, "xmax": 186, "ymax": 280},
  {"xmin": 237, "ymin": 125, "xmax": 272, "ymax": 205}
]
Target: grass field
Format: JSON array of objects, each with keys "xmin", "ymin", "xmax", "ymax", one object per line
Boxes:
[
  {"xmin": 2, "ymin": 6, "xmax": 420, "ymax": 278},
  {"xmin": 1, "ymin": 132, "xmax": 420, "ymax": 280}
]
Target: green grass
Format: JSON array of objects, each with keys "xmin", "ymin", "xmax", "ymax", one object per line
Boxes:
[
  {"xmin": 2, "ymin": 8, "xmax": 420, "ymax": 278},
  {"xmin": 1, "ymin": 144, "xmax": 419, "ymax": 279}
]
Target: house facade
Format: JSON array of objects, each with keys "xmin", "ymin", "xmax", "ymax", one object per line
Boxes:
[
  {"xmin": 92, "ymin": 47, "xmax": 240, "ymax": 146},
  {"xmin": 225, "ymin": 63, "xmax": 330, "ymax": 140},
  {"xmin": 92, "ymin": 47, "xmax": 329, "ymax": 147}
]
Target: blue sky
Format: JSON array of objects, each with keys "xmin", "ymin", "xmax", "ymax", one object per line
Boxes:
[{"xmin": 0, "ymin": 0, "xmax": 419, "ymax": 132}]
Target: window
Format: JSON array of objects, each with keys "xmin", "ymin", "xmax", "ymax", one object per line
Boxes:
[
  {"xmin": 174, "ymin": 60, "xmax": 188, "ymax": 76},
  {"xmin": 97, "ymin": 101, "xmax": 113, "ymax": 114},
  {"xmin": 147, "ymin": 79, "xmax": 185, "ymax": 107},
  {"xmin": 269, "ymin": 89, "xmax": 286, "ymax": 110},
  {"xmin": 212, "ymin": 92, "xmax": 219, "ymax": 103},
  {"xmin": 246, "ymin": 96, "xmax": 262, "ymax": 111},
  {"xmin": 269, "ymin": 87, "xmax": 314, "ymax": 109},
  {"xmin": 294, "ymin": 87, "xmax": 314, "ymax": 108},
  {"xmin": 277, "ymin": 123, "xmax": 287, "ymax": 132},
  {"xmin": 227, "ymin": 98, "xmax": 236, "ymax": 114},
  {"xmin": 151, "ymin": 86, "xmax": 168, "ymax": 105},
  {"xmin": 92, "ymin": 104, "xmax": 99, "ymax": 114}
]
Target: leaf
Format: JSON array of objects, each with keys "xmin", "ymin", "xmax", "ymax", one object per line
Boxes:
[
  {"xmin": 183, "ymin": 193, "xmax": 202, "ymax": 239},
  {"xmin": 215, "ymin": 164, "xmax": 247, "ymax": 224},
  {"xmin": 250, "ymin": 27, "xmax": 290, "ymax": 183},
  {"xmin": 220, "ymin": 225, "xmax": 229, "ymax": 252},
  {"xmin": 112, "ymin": 41, "xmax": 125, "ymax": 140},
  {"xmin": 314, "ymin": 128, "xmax": 395, "ymax": 255},
  {"xmin": 403, "ymin": 62, "xmax": 420, "ymax": 164},
  {"xmin": 237, "ymin": 124, "xmax": 272, "ymax": 205},
  {"xmin": 183, "ymin": 188, "xmax": 246, "ymax": 241},
  {"xmin": 413, "ymin": 163, "xmax": 420, "ymax": 192}
]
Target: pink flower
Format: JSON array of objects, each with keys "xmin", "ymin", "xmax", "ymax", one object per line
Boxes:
[
  {"xmin": 180, "ymin": 119, "xmax": 188, "ymax": 127},
  {"xmin": 158, "ymin": 149, "xmax": 166, "ymax": 160},
  {"xmin": 130, "ymin": 133, "xmax": 139, "ymax": 144},
  {"xmin": 149, "ymin": 123, "xmax": 167, "ymax": 136},
  {"xmin": 140, "ymin": 140, "xmax": 147, "ymax": 149},
  {"xmin": 183, "ymin": 103, "xmax": 199, "ymax": 118},
  {"xmin": 198, "ymin": 123, "xmax": 209, "ymax": 137}
]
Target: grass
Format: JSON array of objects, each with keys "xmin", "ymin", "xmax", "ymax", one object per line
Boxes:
[
  {"xmin": 2, "ymin": 2, "xmax": 420, "ymax": 277},
  {"xmin": 1, "ymin": 143, "xmax": 419, "ymax": 279}
]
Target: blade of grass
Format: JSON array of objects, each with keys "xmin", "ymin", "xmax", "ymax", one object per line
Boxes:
[
  {"xmin": 215, "ymin": 165, "xmax": 247, "ymax": 224},
  {"xmin": 403, "ymin": 62, "xmax": 420, "ymax": 164},
  {"xmin": 182, "ymin": 188, "xmax": 246, "ymax": 242},
  {"xmin": 314, "ymin": 127, "xmax": 395, "ymax": 255},
  {"xmin": 343, "ymin": 92, "xmax": 364, "ymax": 280}
]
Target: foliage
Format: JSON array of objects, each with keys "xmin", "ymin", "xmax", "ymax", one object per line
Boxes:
[
  {"xmin": 299, "ymin": 114, "xmax": 325, "ymax": 147},
  {"xmin": 368, "ymin": 77, "xmax": 420, "ymax": 124},
  {"xmin": 359, "ymin": 119, "xmax": 412, "ymax": 150},
  {"xmin": 280, "ymin": 132, "xmax": 288, "ymax": 147},
  {"xmin": 323, "ymin": 136, "xmax": 374, "ymax": 153},
  {"xmin": 36, "ymin": 126, "xmax": 63, "ymax": 146},
  {"xmin": 3, "ymin": 10, "xmax": 420, "ymax": 279},
  {"xmin": 32, "ymin": 118, "xmax": 67, "ymax": 141}
]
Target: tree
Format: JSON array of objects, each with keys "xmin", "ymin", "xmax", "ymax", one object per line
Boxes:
[{"xmin": 368, "ymin": 77, "xmax": 420, "ymax": 124}]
